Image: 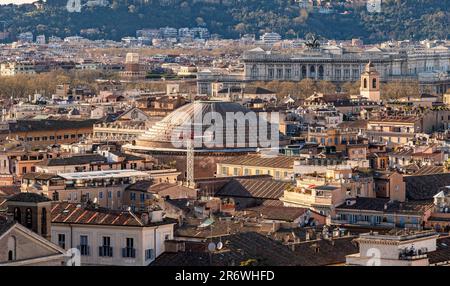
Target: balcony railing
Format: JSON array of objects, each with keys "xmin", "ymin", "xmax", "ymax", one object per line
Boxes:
[
  {"xmin": 77, "ymin": 245, "xmax": 90, "ymax": 256},
  {"xmin": 122, "ymin": 247, "xmax": 136, "ymax": 258},
  {"xmin": 99, "ymin": 246, "xmax": 113, "ymax": 257},
  {"xmin": 399, "ymin": 254, "xmax": 428, "ymax": 261}
]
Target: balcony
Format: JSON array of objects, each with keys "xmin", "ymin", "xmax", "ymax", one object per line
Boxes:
[
  {"xmin": 365, "ymin": 130, "xmax": 415, "ymax": 137},
  {"xmin": 122, "ymin": 247, "xmax": 136, "ymax": 258},
  {"xmin": 282, "ymin": 189, "xmax": 333, "ymax": 207},
  {"xmin": 332, "ymin": 217, "xmax": 396, "ymax": 228},
  {"xmin": 99, "ymin": 246, "xmax": 113, "ymax": 257},
  {"xmin": 77, "ymin": 245, "xmax": 90, "ymax": 256}
]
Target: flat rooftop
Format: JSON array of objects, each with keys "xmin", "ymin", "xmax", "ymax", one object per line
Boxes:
[
  {"xmin": 58, "ymin": 169, "xmax": 150, "ymax": 180},
  {"xmin": 359, "ymin": 230, "xmax": 438, "ymax": 241}
]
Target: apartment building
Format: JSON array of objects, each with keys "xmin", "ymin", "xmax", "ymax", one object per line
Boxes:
[
  {"xmin": 51, "ymin": 202, "xmax": 176, "ymax": 266},
  {"xmin": 35, "ymin": 152, "xmax": 147, "ymax": 174},
  {"xmin": 333, "ymin": 197, "xmax": 433, "ymax": 229},
  {"xmin": 280, "ymin": 168, "xmax": 375, "ymax": 216},
  {"xmin": 366, "ymin": 116, "xmax": 420, "ymax": 146},
  {"xmin": 427, "ymin": 188, "xmax": 450, "ymax": 232},
  {"xmin": 0, "ymin": 148, "xmax": 59, "ymax": 180},
  {"xmin": 0, "ymin": 62, "xmax": 35, "ymax": 76},
  {"xmin": 372, "ymin": 171, "xmax": 406, "ymax": 202},
  {"xmin": 388, "ymin": 145, "xmax": 445, "ymax": 169},
  {"xmin": 307, "ymin": 126, "xmax": 359, "ymax": 152},
  {"xmin": 346, "ymin": 230, "xmax": 447, "ymax": 266},
  {"xmin": 8, "ymin": 119, "xmax": 97, "ymax": 147},
  {"xmin": 20, "ymin": 169, "xmax": 180, "ymax": 210},
  {"xmin": 216, "ymin": 156, "xmax": 295, "ymax": 181},
  {"xmin": 366, "ymin": 110, "xmax": 450, "ymax": 146},
  {"xmin": 92, "ymin": 107, "xmax": 153, "ymax": 143}
]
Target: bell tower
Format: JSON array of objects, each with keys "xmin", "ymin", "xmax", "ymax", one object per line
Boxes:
[
  {"xmin": 360, "ymin": 61, "xmax": 380, "ymax": 102},
  {"xmin": 7, "ymin": 193, "xmax": 52, "ymax": 241}
]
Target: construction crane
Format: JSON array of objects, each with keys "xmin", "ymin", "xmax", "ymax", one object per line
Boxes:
[
  {"xmin": 183, "ymin": 129, "xmax": 213, "ymax": 186},
  {"xmin": 186, "ymin": 135, "xmax": 195, "ymax": 186}
]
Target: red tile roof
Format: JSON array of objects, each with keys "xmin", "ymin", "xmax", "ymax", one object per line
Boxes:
[
  {"xmin": 220, "ymin": 155, "xmax": 295, "ymax": 169},
  {"xmin": 51, "ymin": 202, "xmax": 143, "ymax": 227}
]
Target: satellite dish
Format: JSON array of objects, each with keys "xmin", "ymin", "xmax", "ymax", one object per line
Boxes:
[
  {"xmin": 217, "ymin": 241, "xmax": 223, "ymax": 250},
  {"xmin": 207, "ymin": 242, "xmax": 216, "ymax": 252},
  {"xmin": 93, "ymin": 197, "xmax": 98, "ymax": 204}
]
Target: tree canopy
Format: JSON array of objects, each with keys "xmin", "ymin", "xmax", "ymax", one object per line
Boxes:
[{"xmin": 0, "ymin": 0, "xmax": 447, "ymax": 42}]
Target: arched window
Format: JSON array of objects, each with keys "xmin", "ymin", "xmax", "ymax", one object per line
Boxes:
[
  {"xmin": 372, "ymin": 78, "xmax": 377, "ymax": 89},
  {"xmin": 13, "ymin": 208, "xmax": 21, "ymax": 223},
  {"xmin": 301, "ymin": 66, "xmax": 307, "ymax": 78},
  {"xmin": 310, "ymin": 65, "xmax": 316, "ymax": 78},
  {"xmin": 318, "ymin": 65, "xmax": 324, "ymax": 79},
  {"xmin": 41, "ymin": 208, "xmax": 47, "ymax": 236},
  {"xmin": 7, "ymin": 236, "xmax": 16, "ymax": 261},
  {"xmin": 25, "ymin": 208, "xmax": 32, "ymax": 229},
  {"xmin": 363, "ymin": 78, "xmax": 367, "ymax": 89},
  {"xmin": 250, "ymin": 65, "xmax": 258, "ymax": 78}
]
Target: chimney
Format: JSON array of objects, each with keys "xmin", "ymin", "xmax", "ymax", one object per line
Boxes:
[
  {"xmin": 141, "ymin": 212, "xmax": 149, "ymax": 225},
  {"xmin": 150, "ymin": 210, "xmax": 163, "ymax": 223},
  {"xmin": 164, "ymin": 240, "xmax": 186, "ymax": 253}
]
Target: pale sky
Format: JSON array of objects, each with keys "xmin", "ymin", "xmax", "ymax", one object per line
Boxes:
[{"xmin": 0, "ymin": 0, "xmax": 39, "ymax": 4}]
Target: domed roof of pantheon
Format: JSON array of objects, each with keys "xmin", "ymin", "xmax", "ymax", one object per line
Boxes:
[{"xmin": 133, "ymin": 101, "xmax": 279, "ymax": 151}]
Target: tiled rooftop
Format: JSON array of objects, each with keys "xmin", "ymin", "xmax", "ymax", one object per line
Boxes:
[
  {"xmin": 336, "ymin": 197, "xmax": 434, "ymax": 215},
  {"xmin": 216, "ymin": 178, "xmax": 291, "ymax": 200},
  {"xmin": 220, "ymin": 155, "xmax": 295, "ymax": 169},
  {"xmin": 51, "ymin": 202, "xmax": 176, "ymax": 227},
  {"xmin": 152, "ymin": 231, "xmax": 358, "ymax": 266},
  {"xmin": 405, "ymin": 172, "xmax": 450, "ymax": 200},
  {"xmin": 8, "ymin": 192, "xmax": 52, "ymax": 203}
]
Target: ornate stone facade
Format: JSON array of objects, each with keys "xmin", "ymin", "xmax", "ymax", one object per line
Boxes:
[{"xmin": 243, "ymin": 47, "xmax": 450, "ymax": 84}]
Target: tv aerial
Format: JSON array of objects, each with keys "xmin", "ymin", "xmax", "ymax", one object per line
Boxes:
[
  {"xmin": 207, "ymin": 242, "xmax": 216, "ymax": 252},
  {"xmin": 66, "ymin": 0, "xmax": 82, "ymax": 13}
]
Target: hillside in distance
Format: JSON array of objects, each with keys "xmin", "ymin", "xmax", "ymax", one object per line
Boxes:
[{"xmin": 0, "ymin": 0, "xmax": 448, "ymax": 42}]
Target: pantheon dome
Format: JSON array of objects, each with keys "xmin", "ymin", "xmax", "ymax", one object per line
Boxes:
[
  {"xmin": 126, "ymin": 100, "xmax": 280, "ymax": 153},
  {"xmin": 123, "ymin": 101, "xmax": 285, "ymax": 179}
]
